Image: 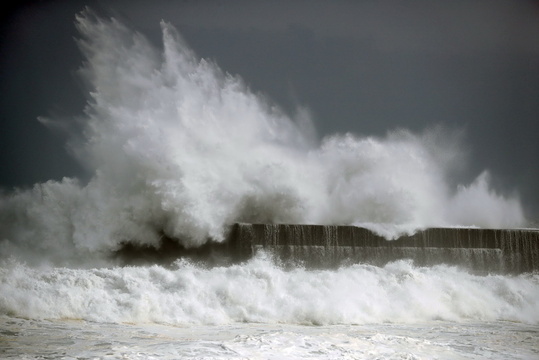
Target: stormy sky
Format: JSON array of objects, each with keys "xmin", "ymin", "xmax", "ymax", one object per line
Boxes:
[{"xmin": 1, "ymin": 0, "xmax": 538, "ymax": 222}]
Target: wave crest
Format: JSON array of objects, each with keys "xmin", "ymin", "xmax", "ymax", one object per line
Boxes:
[{"xmin": 0, "ymin": 10, "xmax": 525, "ymax": 266}]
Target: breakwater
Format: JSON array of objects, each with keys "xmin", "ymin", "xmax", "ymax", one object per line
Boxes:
[{"xmin": 227, "ymin": 224, "xmax": 539, "ymax": 273}]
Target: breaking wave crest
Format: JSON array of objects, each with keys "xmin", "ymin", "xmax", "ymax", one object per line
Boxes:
[
  {"xmin": 1, "ymin": 256, "xmax": 538, "ymax": 325},
  {"xmin": 0, "ymin": 10, "xmax": 525, "ymax": 267}
]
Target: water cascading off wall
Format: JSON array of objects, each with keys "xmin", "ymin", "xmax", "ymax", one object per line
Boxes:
[
  {"xmin": 115, "ymin": 223, "xmax": 539, "ymax": 273},
  {"xmin": 225, "ymin": 224, "xmax": 539, "ymax": 273}
]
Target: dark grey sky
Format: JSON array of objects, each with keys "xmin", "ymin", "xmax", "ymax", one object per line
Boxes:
[{"xmin": 1, "ymin": 0, "xmax": 538, "ymax": 221}]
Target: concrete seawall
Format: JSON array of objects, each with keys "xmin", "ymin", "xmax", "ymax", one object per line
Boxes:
[{"xmin": 227, "ymin": 224, "xmax": 539, "ymax": 273}]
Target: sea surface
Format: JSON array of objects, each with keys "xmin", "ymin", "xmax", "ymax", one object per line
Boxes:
[
  {"xmin": 2, "ymin": 317, "xmax": 538, "ymax": 359},
  {"xmin": 1, "ymin": 255, "xmax": 538, "ymax": 359}
]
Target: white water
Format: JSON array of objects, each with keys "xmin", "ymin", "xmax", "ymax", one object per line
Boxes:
[
  {"xmin": 2, "ymin": 255, "xmax": 538, "ymax": 325},
  {"xmin": 2, "ymin": 317, "xmax": 539, "ymax": 360},
  {"xmin": 0, "ymin": 9, "xmax": 525, "ymax": 267},
  {"xmin": 1, "ymin": 255, "xmax": 538, "ymax": 359}
]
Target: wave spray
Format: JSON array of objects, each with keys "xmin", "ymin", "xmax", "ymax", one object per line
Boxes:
[{"xmin": 0, "ymin": 10, "xmax": 524, "ymax": 267}]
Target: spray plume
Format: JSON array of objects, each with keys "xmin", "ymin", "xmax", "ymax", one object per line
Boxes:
[{"xmin": 0, "ymin": 10, "xmax": 524, "ymax": 266}]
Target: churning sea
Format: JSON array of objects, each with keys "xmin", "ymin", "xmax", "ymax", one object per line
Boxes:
[{"xmin": 1, "ymin": 254, "xmax": 538, "ymax": 359}]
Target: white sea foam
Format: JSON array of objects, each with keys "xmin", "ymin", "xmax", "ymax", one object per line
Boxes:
[
  {"xmin": 1, "ymin": 317, "xmax": 538, "ymax": 360},
  {"xmin": 0, "ymin": 9, "xmax": 525, "ymax": 266},
  {"xmin": 1, "ymin": 255, "xmax": 538, "ymax": 325}
]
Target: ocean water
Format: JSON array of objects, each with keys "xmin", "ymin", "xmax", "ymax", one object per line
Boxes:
[
  {"xmin": 1, "ymin": 255, "xmax": 539, "ymax": 359},
  {"xmin": 2, "ymin": 317, "xmax": 539, "ymax": 359},
  {"xmin": 1, "ymin": 9, "xmax": 537, "ymax": 359}
]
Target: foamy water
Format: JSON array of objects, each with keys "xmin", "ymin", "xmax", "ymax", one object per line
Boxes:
[
  {"xmin": 1, "ymin": 255, "xmax": 538, "ymax": 359},
  {"xmin": 2, "ymin": 255, "xmax": 538, "ymax": 325},
  {"xmin": 2, "ymin": 317, "xmax": 538, "ymax": 359}
]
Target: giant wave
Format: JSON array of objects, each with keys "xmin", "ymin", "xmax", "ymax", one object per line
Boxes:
[{"xmin": 0, "ymin": 9, "xmax": 525, "ymax": 267}]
